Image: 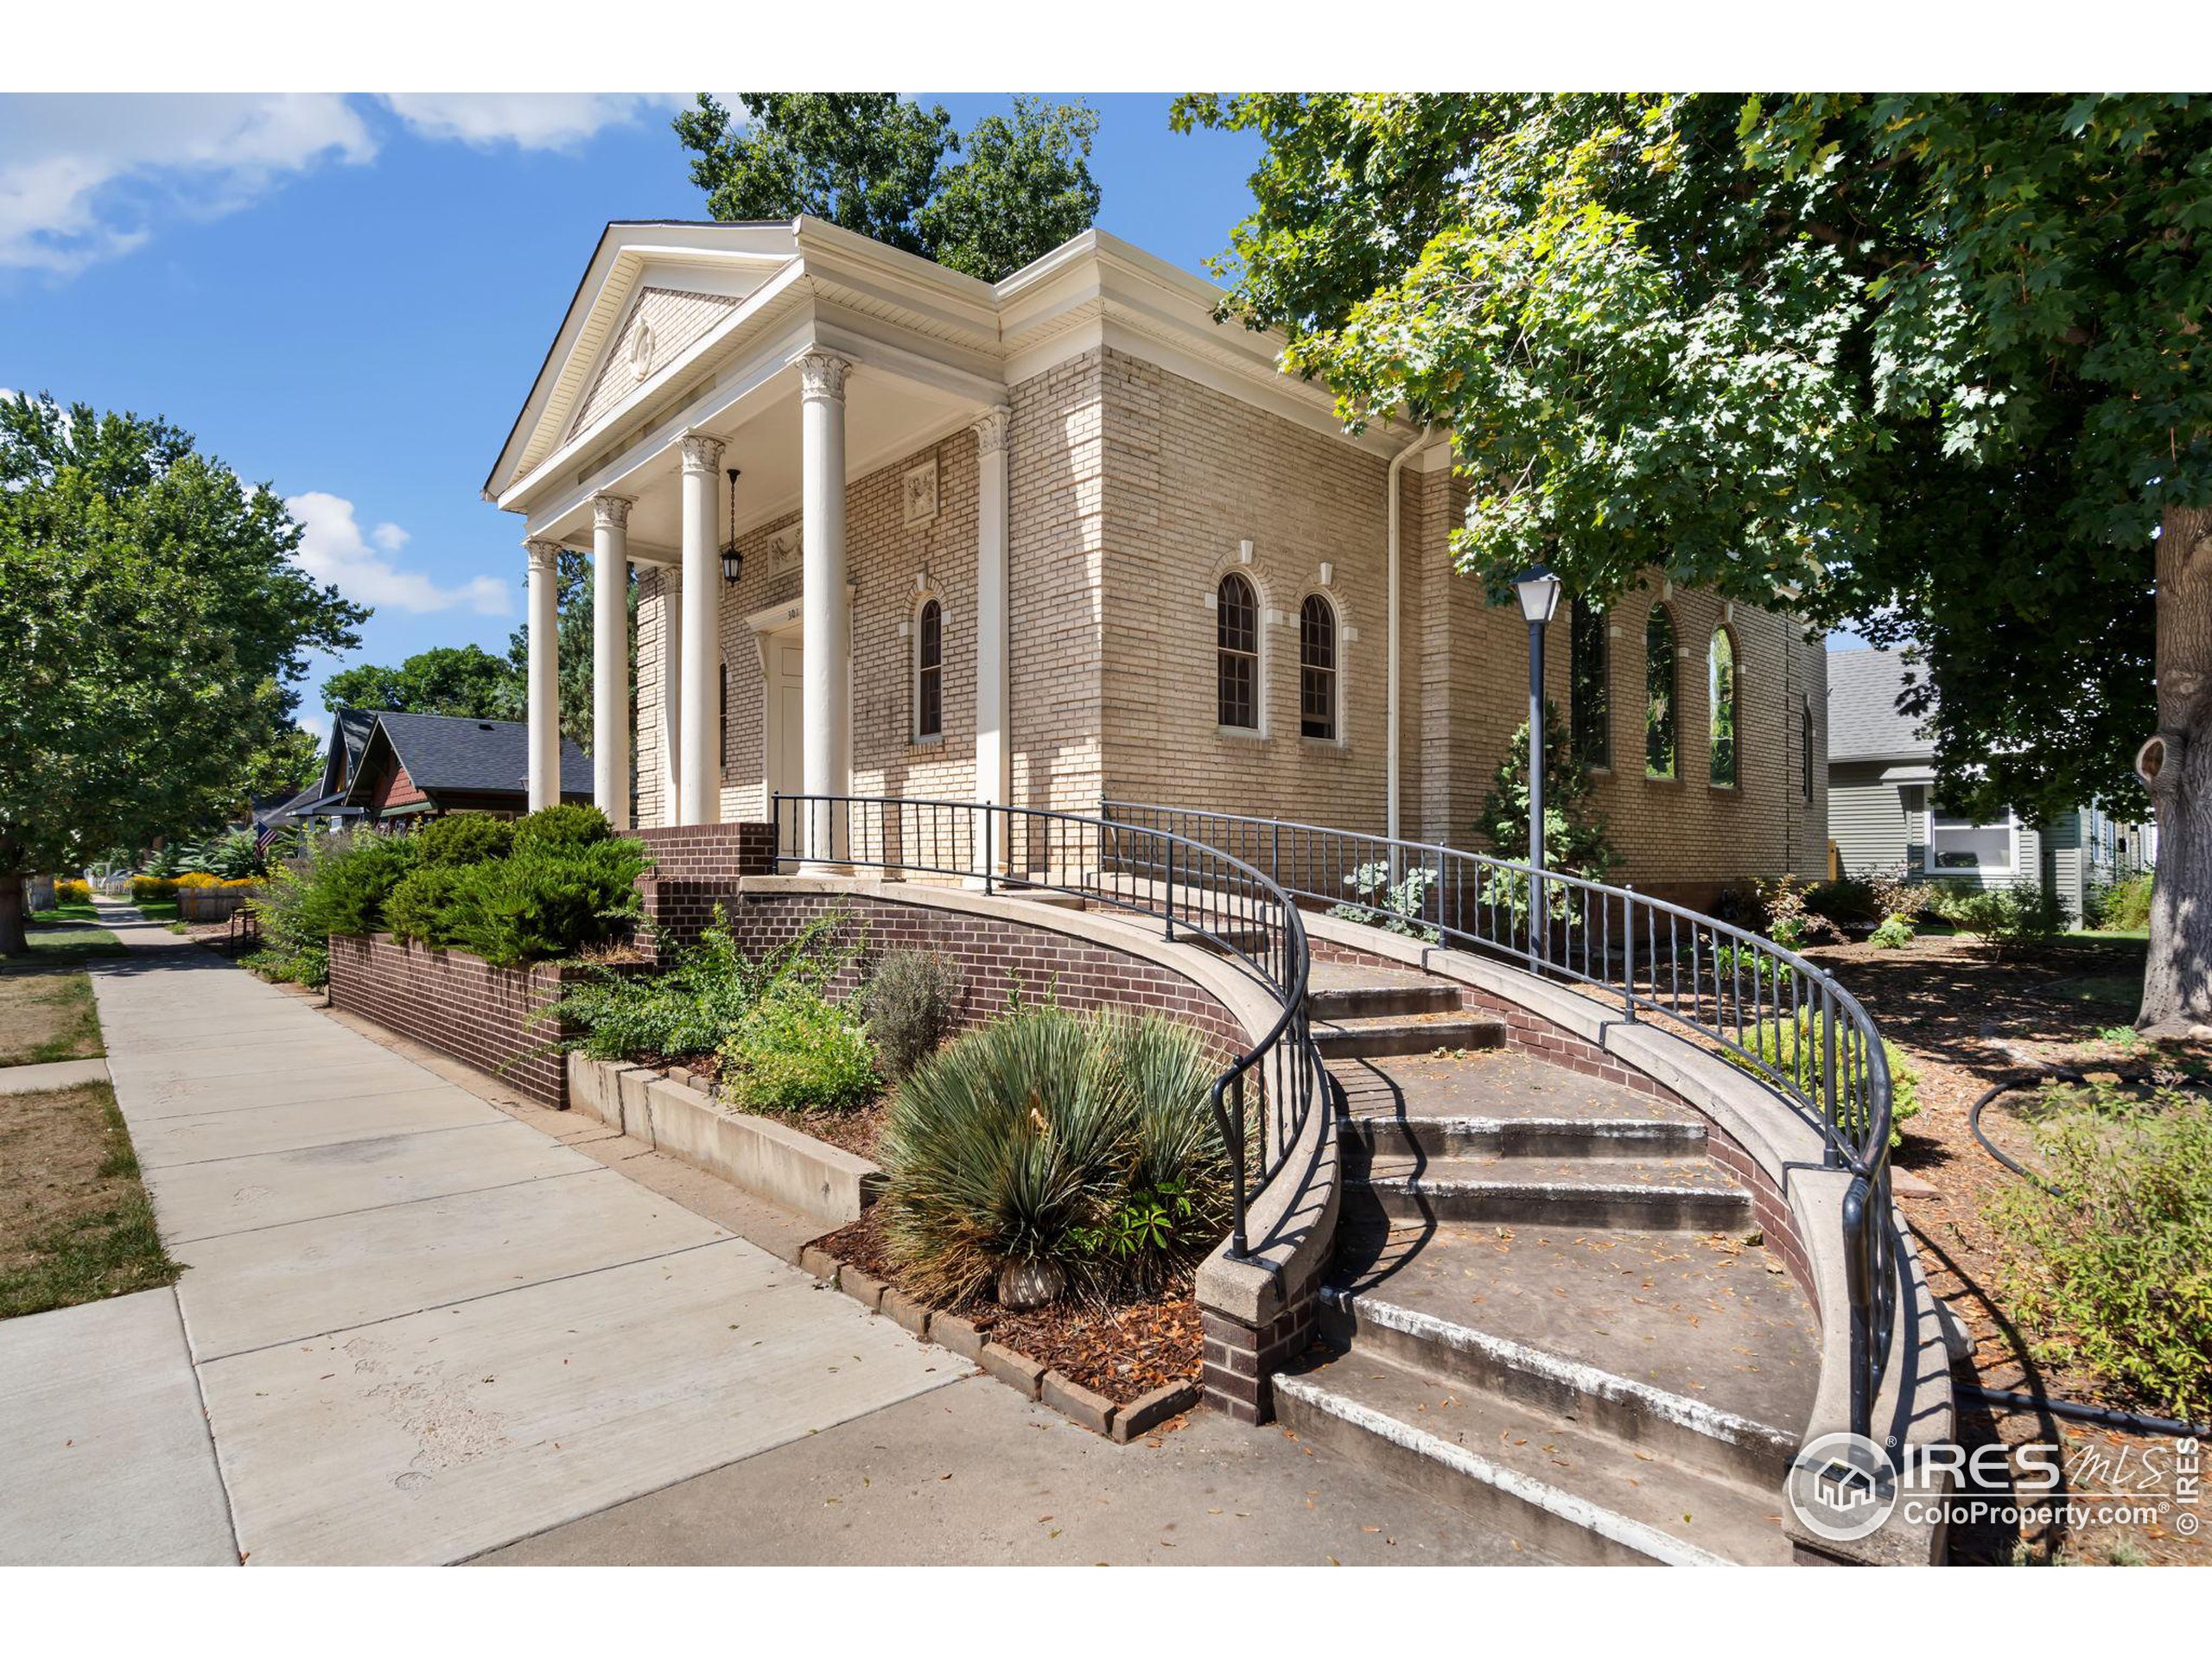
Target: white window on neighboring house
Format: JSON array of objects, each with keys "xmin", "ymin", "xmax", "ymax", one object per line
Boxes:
[{"xmin": 1926, "ymin": 802, "xmax": 2018, "ymax": 875}]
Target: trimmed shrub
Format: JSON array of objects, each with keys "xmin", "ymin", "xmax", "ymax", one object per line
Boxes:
[
  {"xmin": 1868, "ymin": 912, "xmax": 1916, "ymax": 950},
  {"xmin": 438, "ymin": 839, "xmax": 647, "ymax": 968},
  {"xmin": 1987, "ymin": 1081, "xmax": 2212, "ymax": 1421},
  {"xmin": 552, "ymin": 908, "xmax": 856, "ymax": 1063},
  {"xmin": 1729, "ymin": 1007, "xmax": 1923, "ymax": 1149},
  {"xmin": 1932, "ymin": 880, "xmax": 2062, "ymax": 957},
  {"xmin": 860, "ymin": 949, "xmax": 960, "ymax": 1079},
  {"xmin": 51, "ymin": 878, "xmax": 92, "ymax": 906},
  {"xmin": 299, "ymin": 830, "xmax": 422, "ymax": 938},
  {"xmin": 129, "ymin": 875, "xmax": 177, "ymax": 901},
  {"xmin": 717, "ymin": 989, "xmax": 880, "ymax": 1116},
  {"xmin": 384, "ymin": 865, "xmax": 470, "ymax": 948},
  {"xmin": 415, "ymin": 813, "xmax": 514, "ymax": 868},
  {"xmin": 510, "ymin": 802, "xmax": 613, "ymax": 855},
  {"xmin": 876, "ymin": 1007, "xmax": 1229, "ymax": 1307}
]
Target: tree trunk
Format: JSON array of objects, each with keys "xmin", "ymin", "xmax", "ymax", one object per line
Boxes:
[
  {"xmin": 2137, "ymin": 504, "xmax": 2212, "ymax": 1034},
  {"xmin": 0, "ymin": 867, "xmax": 26, "ymax": 958}
]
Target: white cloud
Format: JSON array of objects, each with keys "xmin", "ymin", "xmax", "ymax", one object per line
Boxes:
[
  {"xmin": 378, "ymin": 93, "xmax": 683, "ymax": 152},
  {"xmin": 298, "ymin": 709, "xmax": 331, "ymax": 741},
  {"xmin": 287, "ymin": 491, "xmax": 509, "ymax": 617},
  {"xmin": 0, "ymin": 94, "xmax": 376, "ymax": 274}
]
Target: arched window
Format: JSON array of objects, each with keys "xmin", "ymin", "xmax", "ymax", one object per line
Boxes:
[
  {"xmin": 1300, "ymin": 594, "xmax": 1338, "ymax": 741},
  {"xmin": 1708, "ymin": 628, "xmax": 1738, "ymax": 787},
  {"xmin": 914, "ymin": 598, "xmax": 944, "ymax": 741},
  {"xmin": 1571, "ymin": 597, "xmax": 1610, "ymax": 769},
  {"xmin": 1800, "ymin": 695, "xmax": 1815, "ymax": 803},
  {"xmin": 1217, "ymin": 572, "xmax": 1259, "ymax": 731},
  {"xmin": 1644, "ymin": 606, "xmax": 1677, "ymax": 778}
]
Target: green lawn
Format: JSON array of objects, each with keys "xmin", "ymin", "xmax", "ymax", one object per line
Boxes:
[
  {"xmin": 18, "ymin": 911, "xmax": 126, "ymax": 962},
  {"xmin": 132, "ymin": 899, "xmax": 179, "ymax": 924}
]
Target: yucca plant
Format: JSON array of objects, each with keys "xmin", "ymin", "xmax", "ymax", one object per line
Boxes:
[{"xmin": 877, "ymin": 1006, "xmax": 1226, "ymax": 1309}]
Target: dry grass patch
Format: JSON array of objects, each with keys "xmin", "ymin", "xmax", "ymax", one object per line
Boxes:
[
  {"xmin": 0, "ymin": 1081, "xmax": 178, "ymax": 1320},
  {"xmin": 0, "ymin": 967, "xmax": 104, "ymax": 1067}
]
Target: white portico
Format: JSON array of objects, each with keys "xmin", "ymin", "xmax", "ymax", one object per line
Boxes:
[{"xmin": 486, "ymin": 219, "xmax": 1020, "ymax": 840}]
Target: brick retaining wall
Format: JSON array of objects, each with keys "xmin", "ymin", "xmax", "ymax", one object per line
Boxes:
[
  {"xmin": 327, "ymin": 935, "xmax": 584, "ymax": 1107},
  {"xmin": 719, "ymin": 889, "xmax": 1249, "ymax": 1062},
  {"xmin": 632, "ymin": 823, "xmax": 779, "ymax": 961}
]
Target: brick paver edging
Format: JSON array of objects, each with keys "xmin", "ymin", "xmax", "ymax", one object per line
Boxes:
[{"xmin": 797, "ymin": 1239, "xmax": 1200, "ymax": 1443}]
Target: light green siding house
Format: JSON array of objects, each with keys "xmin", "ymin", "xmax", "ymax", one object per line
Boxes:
[{"xmin": 1826, "ymin": 648, "xmax": 2152, "ymax": 923}]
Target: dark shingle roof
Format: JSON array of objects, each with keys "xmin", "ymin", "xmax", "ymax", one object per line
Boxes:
[
  {"xmin": 1827, "ymin": 647, "xmax": 1934, "ymax": 763},
  {"xmin": 369, "ymin": 712, "xmax": 591, "ymax": 799}
]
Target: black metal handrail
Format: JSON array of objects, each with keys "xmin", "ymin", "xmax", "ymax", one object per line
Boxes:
[
  {"xmin": 768, "ymin": 793, "xmax": 1327, "ymax": 1262},
  {"xmin": 1101, "ymin": 801, "xmax": 1897, "ymax": 1442}
]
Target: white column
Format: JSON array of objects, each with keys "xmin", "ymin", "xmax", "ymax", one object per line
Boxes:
[
  {"xmin": 656, "ymin": 564, "xmax": 683, "ymax": 828},
  {"xmin": 591, "ymin": 494, "xmax": 632, "ymax": 830},
  {"xmin": 799, "ymin": 351, "xmax": 851, "ymax": 867},
  {"xmin": 677, "ymin": 433, "xmax": 724, "ymax": 825},
  {"xmin": 972, "ymin": 406, "xmax": 1011, "ymax": 876},
  {"xmin": 525, "ymin": 539, "xmax": 562, "ymax": 811}
]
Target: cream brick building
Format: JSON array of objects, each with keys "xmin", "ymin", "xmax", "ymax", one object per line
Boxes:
[{"xmin": 486, "ymin": 219, "xmax": 1827, "ymax": 904}]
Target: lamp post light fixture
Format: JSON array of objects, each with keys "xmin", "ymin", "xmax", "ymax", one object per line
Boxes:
[
  {"xmin": 1513, "ymin": 565, "xmax": 1563, "ymax": 960},
  {"xmin": 719, "ymin": 467, "xmax": 743, "ymax": 585}
]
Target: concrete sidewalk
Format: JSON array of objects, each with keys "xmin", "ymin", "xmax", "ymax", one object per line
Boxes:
[
  {"xmin": 3, "ymin": 909, "xmax": 1544, "ymax": 1567},
  {"xmin": 9, "ymin": 914, "xmax": 954, "ymax": 1566}
]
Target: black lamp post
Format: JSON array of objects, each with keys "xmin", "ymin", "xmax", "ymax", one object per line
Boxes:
[
  {"xmin": 1513, "ymin": 565, "xmax": 1563, "ymax": 955},
  {"xmin": 720, "ymin": 467, "xmax": 743, "ymax": 584}
]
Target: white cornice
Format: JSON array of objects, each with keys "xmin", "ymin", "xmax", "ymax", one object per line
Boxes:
[{"xmin": 491, "ymin": 220, "xmax": 1403, "ymax": 509}]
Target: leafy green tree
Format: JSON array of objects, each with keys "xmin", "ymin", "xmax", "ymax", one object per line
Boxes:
[
  {"xmin": 677, "ymin": 93, "xmax": 1099, "ymax": 281},
  {"xmin": 0, "ymin": 392, "xmax": 365, "ymax": 953},
  {"xmin": 1175, "ymin": 94, "xmax": 2212, "ymax": 1032},
  {"xmin": 322, "ymin": 644, "xmax": 520, "ymax": 722},
  {"xmin": 502, "ymin": 548, "xmax": 629, "ymax": 754}
]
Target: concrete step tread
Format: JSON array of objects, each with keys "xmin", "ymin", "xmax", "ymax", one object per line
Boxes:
[
  {"xmin": 1313, "ymin": 1013, "xmax": 1508, "ymax": 1059},
  {"xmin": 1333, "ymin": 1048, "xmax": 1702, "ymax": 1128},
  {"xmin": 1352, "ymin": 1151, "xmax": 1745, "ymax": 1195},
  {"xmin": 1274, "ymin": 1351, "xmax": 1793, "ymax": 1565},
  {"xmin": 1329, "ymin": 1218, "xmax": 1820, "ymax": 1440}
]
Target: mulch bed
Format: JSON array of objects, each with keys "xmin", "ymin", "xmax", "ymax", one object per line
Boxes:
[
  {"xmin": 1804, "ymin": 929, "xmax": 2210, "ymax": 1566},
  {"xmin": 810, "ymin": 1205, "xmax": 1204, "ymax": 1407},
  {"xmin": 771, "ymin": 1096, "xmax": 887, "ymax": 1161}
]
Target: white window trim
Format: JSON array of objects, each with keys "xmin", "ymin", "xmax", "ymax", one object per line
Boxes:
[
  {"xmin": 1296, "ymin": 588, "xmax": 1348, "ymax": 747},
  {"xmin": 909, "ymin": 591, "xmax": 947, "ymax": 746},
  {"xmin": 1923, "ymin": 801, "xmax": 2020, "ymax": 878},
  {"xmin": 1211, "ymin": 569, "xmax": 1268, "ymax": 738}
]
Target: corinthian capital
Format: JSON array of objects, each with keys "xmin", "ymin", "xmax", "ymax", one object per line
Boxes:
[
  {"xmin": 799, "ymin": 350, "xmax": 850, "ymax": 404},
  {"xmin": 680, "ymin": 432, "xmax": 726, "ymax": 475},
  {"xmin": 525, "ymin": 539, "xmax": 563, "ymax": 574},
  {"xmin": 592, "ymin": 493, "xmax": 633, "ymax": 531},
  {"xmin": 971, "ymin": 406, "xmax": 1009, "ymax": 455}
]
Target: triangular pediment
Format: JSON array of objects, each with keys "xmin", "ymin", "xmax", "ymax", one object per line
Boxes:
[{"xmin": 567, "ymin": 284, "xmax": 743, "ymax": 442}]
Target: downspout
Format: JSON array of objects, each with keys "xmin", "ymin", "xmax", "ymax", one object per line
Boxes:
[{"xmin": 1386, "ymin": 425, "xmax": 1436, "ymax": 841}]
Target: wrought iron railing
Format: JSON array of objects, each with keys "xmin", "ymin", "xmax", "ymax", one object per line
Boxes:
[
  {"xmin": 769, "ymin": 794, "xmax": 1327, "ymax": 1262},
  {"xmin": 1100, "ymin": 801, "xmax": 1897, "ymax": 1441}
]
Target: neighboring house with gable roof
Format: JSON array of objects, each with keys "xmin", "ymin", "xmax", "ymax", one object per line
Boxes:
[
  {"xmin": 1827, "ymin": 646, "xmax": 2152, "ymax": 920},
  {"xmin": 341, "ymin": 711, "xmax": 591, "ymax": 824}
]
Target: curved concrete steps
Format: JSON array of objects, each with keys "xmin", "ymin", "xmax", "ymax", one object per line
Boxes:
[{"xmin": 1289, "ymin": 964, "xmax": 1819, "ymax": 1565}]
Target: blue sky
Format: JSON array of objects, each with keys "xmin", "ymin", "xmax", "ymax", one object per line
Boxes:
[{"xmin": 0, "ymin": 93, "xmax": 1267, "ymax": 734}]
